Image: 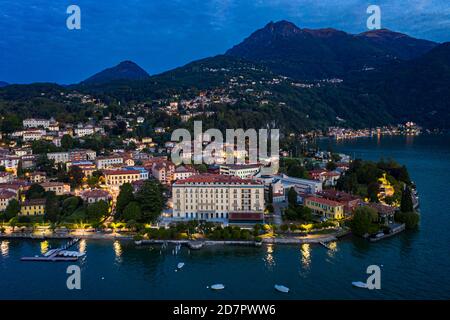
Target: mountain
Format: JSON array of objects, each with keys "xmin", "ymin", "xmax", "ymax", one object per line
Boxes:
[
  {"xmin": 81, "ymin": 60, "xmax": 150, "ymax": 84},
  {"xmin": 356, "ymin": 29, "xmax": 437, "ymax": 60},
  {"xmin": 226, "ymin": 20, "xmax": 438, "ymax": 80},
  {"xmin": 0, "ymin": 81, "xmax": 8, "ymax": 87},
  {"xmin": 352, "ymin": 42, "xmax": 450, "ymax": 128}
]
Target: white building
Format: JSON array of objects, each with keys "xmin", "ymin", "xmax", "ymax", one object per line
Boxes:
[
  {"xmin": 95, "ymin": 155, "xmax": 124, "ymax": 169},
  {"xmin": 23, "ymin": 118, "xmax": 50, "ymax": 129},
  {"xmin": 219, "ymin": 164, "xmax": 261, "ymax": 179},
  {"xmin": 47, "ymin": 152, "xmax": 69, "ymax": 164},
  {"xmin": 23, "ymin": 130, "xmax": 45, "ymax": 141},
  {"xmin": 173, "ymin": 165, "xmax": 196, "ymax": 181},
  {"xmin": 172, "ymin": 174, "xmax": 265, "ymax": 223}
]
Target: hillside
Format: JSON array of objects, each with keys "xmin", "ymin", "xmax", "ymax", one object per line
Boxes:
[{"xmin": 81, "ymin": 60, "xmax": 150, "ymax": 85}]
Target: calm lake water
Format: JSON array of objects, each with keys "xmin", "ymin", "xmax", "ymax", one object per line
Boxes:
[{"xmin": 1, "ymin": 134, "xmax": 450, "ymax": 300}]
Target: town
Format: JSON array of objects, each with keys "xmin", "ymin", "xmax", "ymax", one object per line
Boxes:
[{"xmin": 0, "ymin": 111, "xmax": 420, "ymax": 245}]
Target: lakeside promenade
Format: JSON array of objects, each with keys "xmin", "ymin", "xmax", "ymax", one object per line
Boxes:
[{"xmin": 0, "ymin": 231, "xmax": 339, "ymax": 245}]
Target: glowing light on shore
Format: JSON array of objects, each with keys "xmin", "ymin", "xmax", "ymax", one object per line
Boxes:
[
  {"xmin": 1, "ymin": 240, "xmax": 9, "ymax": 257},
  {"xmin": 301, "ymin": 244, "xmax": 311, "ymax": 268},
  {"xmin": 40, "ymin": 241, "xmax": 49, "ymax": 255}
]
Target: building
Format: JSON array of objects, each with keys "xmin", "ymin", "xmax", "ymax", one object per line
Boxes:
[
  {"xmin": 0, "ymin": 156, "xmax": 20, "ymax": 171},
  {"xmin": 47, "ymin": 149, "xmax": 97, "ymax": 164},
  {"xmin": 304, "ymin": 196, "xmax": 344, "ymax": 220},
  {"xmin": 318, "ymin": 190, "xmax": 361, "ymax": 216},
  {"xmin": 74, "ymin": 124, "xmax": 104, "ymax": 137},
  {"xmin": 219, "ymin": 164, "xmax": 261, "ymax": 179},
  {"xmin": 69, "ymin": 162, "xmax": 96, "ymax": 177},
  {"xmin": 95, "ymin": 155, "xmax": 124, "ymax": 169},
  {"xmin": 23, "ymin": 130, "xmax": 45, "ymax": 141},
  {"xmin": 122, "ymin": 167, "xmax": 149, "ymax": 180},
  {"xmin": 0, "ymin": 172, "xmax": 13, "ymax": 183},
  {"xmin": 0, "ymin": 190, "xmax": 17, "ymax": 211},
  {"xmin": 272, "ymin": 174, "xmax": 323, "ymax": 195},
  {"xmin": 172, "ymin": 174, "xmax": 265, "ymax": 223},
  {"xmin": 47, "ymin": 152, "xmax": 69, "ymax": 164},
  {"xmin": 23, "ymin": 118, "xmax": 50, "ymax": 129},
  {"xmin": 173, "ymin": 165, "xmax": 196, "ymax": 181},
  {"xmin": 309, "ymin": 169, "xmax": 341, "ymax": 187},
  {"xmin": 104, "ymin": 169, "xmax": 141, "ymax": 187},
  {"xmin": 145, "ymin": 158, "xmax": 175, "ymax": 184},
  {"xmin": 80, "ymin": 189, "xmax": 112, "ymax": 204},
  {"xmin": 40, "ymin": 182, "xmax": 70, "ymax": 195},
  {"xmin": 29, "ymin": 172, "xmax": 47, "ymax": 183},
  {"xmin": 366, "ymin": 202, "xmax": 396, "ymax": 225},
  {"xmin": 20, "ymin": 199, "xmax": 46, "ymax": 216}
]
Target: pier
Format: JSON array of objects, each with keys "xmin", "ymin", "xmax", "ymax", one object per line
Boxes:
[{"xmin": 21, "ymin": 238, "xmax": 81, "ymax": 262}]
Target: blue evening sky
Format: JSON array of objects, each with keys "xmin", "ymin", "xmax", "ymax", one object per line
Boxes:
[{"xmin": 0, "ymin": 0, "xmax": 449, "ymax": 84}]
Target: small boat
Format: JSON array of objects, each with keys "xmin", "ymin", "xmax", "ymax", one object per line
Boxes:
[
  {"xmin": 352, "ymin": 281, "xmax": 368, "ymax": 289},
  {"xmin": 210, "ymin": 284, "xmax": 225, "ymax": 290},
  {"xmin": 274, "ymin": 284, "xmax": 289, "ymax": 293},
  {"xmin": 177, "ymin": 262, "xmax": 185, "ymax": 269}
]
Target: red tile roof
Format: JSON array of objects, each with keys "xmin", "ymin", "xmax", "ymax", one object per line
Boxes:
[
  {"xmin": 305, "ymin": 196, "xmax": 343, "ymax": 207},
  {"xmin": 173, "ymin": 174, "xmax": 261, "ymax": 185},
  {"xmin": 103, "ymin": 169, "xmax": 140, "ymax": 175}
]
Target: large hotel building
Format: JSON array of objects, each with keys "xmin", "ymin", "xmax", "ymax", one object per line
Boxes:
[{"xmin": 172, "ymin": 174, "xmax": 265, "ymax": 224}]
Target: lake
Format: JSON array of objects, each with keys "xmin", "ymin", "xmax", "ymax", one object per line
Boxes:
[{"xmin": 1, "ymin": 134, "xmax": 449, "ymax": 300}]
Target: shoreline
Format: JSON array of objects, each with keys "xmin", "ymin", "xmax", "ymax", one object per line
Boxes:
[{"xmin": 0, "ymin": 232, "xmax": 341, "ymax": 245}]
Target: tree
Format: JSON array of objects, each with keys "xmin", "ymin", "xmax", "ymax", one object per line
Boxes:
[
  {"xmin": 26, "ymin": 184, "xmax": 46, "ymax": 200},
  {"xmin": 45, "ymin": 192, "xmax": 60, "ymax": 222},
  {"xmin": 87, "ymin": 176, "xmax": 99, "ymax": 188},
  {"xmin": 35, "ymin": 155, "xmax": 56, "ymax": 177},
  {"xmin": 68, "ymin": 166, "xmax": 84, "ymax": 188},
  {"xmin": 61, "ymin": 196, "xmax": 82, "ymax": 216},
  {"xmin": 0, "ymin": 114, "xmax": 21, "ymax": 133},
  {"xmin": 61, "ymin": 134, "xmax": 74, "ymax": 150},
  {"xmin": 267, "ymin": 184, "xmax": 273, "ymax": 204},
  {"xmin": 287, "ymin": 187, "xmax": 297, "ymax": 207},
  {"xmin": 395, "ymin": 211, "xmax": 420, "ymax": 229},
  {"xmin": 326, "ymin": 161, "xmax": 337, "ymax": 171},
  {"xmin": 115, "ymin": 183, "xmax": 134, "ymax": 219},
  {"xmin": 135, "ymin": 181, "xmax": 164, "ymax": 223},
  {"xmin": 123, "ymin": 202, "xmax": 142, "ymax": 222},
  {"xmin": 351, "ymin": 206, "xmax": 378, "ymax": 236},
  {"xmin": 4, "ymin": 199, "xmax": 20, "ymax": 220},
  {"xmin": 400, "ymin": 185, "xmax": 414, "ymax": 213},
  {"xmin": 86, "ymin": 200, "xmax": 109, "ymax": 222},
  {"xmin": 196, "ymin": 164, "xmax": 208, "ymax": 173}
]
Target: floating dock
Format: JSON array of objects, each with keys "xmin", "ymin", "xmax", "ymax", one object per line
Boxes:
[{"xmin": 21, "ymin": 238, "xmax": 81, "ymax": 262}]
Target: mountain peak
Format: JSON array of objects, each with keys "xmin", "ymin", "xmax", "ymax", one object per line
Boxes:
[
  {"xmin": 226, "ymin": 20, "xmax": 439, "ymax": 80},
  {"xmin": 358, "ymin": 28, "xmax": 409, "ymax": 39},
  {"xmin": 81, "ymin": 60, "xmax": 150, "ymax": 85}
]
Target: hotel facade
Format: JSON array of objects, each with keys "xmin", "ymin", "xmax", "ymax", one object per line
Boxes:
[{"xmin": 172, "ymin": 174, "xmax": 265, "ymax": 223}]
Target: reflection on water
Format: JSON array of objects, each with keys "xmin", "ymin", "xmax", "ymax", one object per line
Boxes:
[
  {"xmin": 301, "ymin": 244, "xmax": 311, "ymax": 269},
  {"xmin": 114, "ymin": 240, "xmax": 122, "ymax": 263},
  {"xmin": 264, "ymin": 244, "xmax": 275, "ymax": 269},
  {"xmin": 326, "ymin": 241, "xmax": 338, "ymax": 259},
  {"xmin": 1, "ymin": 240, "xmax": 9, "ymax": 257},
  {"xmin": 406, "ymin": 135, "xmax": 415, "ymax": 146},
  {"xmin": 79, "ymin": 239, "xmax": 86, "ymax": 254},
  {"xmin": 40, "ymin": 241, "xmax": 49, "ymax": 255}
]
